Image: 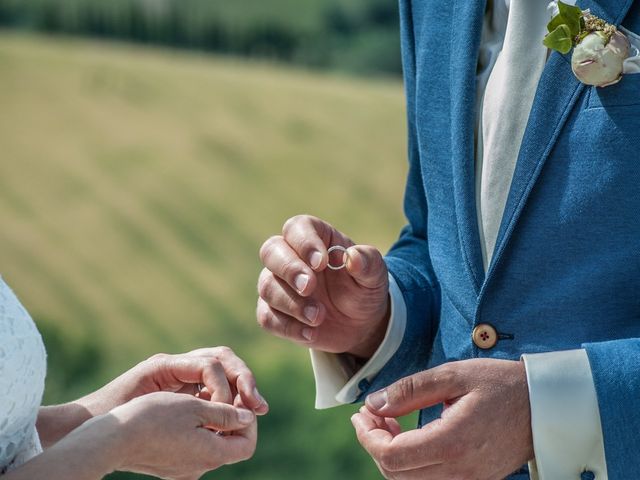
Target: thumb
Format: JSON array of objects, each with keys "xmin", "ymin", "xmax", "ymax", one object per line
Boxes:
[
  {"xmin": 345, "ymin": 245, "xmax": 388, "ymax": 290},
  {"xmin": 365, "ymin": 365, "xmax": 465, "ymax": 417},
  {"xmin": 199, "ymin": 402, "xmax": 255, "ymax": 432}
]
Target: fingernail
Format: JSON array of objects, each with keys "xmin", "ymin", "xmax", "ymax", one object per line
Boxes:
[
  {"xmin": 309, "ymin": 251, "xmax": 323, "ymax": 269},
  {"xmin": 302, "ymin": 327, "xmax": 314, "ymax": 341},
  {"xmin": 304, "ymin": 305, "xmax": 319, "ymax": 323},
  {"xmin": 253, "ymin": 387, "xmax": 267, "ymax": 406},
  {"xmin": 347, "ymin": 247, "xmax": 365, "ymax": 270},
  {"xmin": 367, "ymin": 390, "xmax": 388, "ymax": 411},
  {"xmin": 295, "ymin": 274, "xmax": 309, "ymax": 293},
  {"xmin": 238, "ymin": 409, "xmax": 254, "ymax": 424}
]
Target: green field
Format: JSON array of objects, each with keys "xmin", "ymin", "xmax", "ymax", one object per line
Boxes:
[{"xmin": 0, "ymin": 32, "xmax": 409, "ymax": 479}]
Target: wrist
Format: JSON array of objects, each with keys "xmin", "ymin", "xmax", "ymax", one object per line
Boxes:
[
  {"xmin": 85, "ymin": 414, "xmax": 125, "ymax": 475},
  {"xmin": 37, "ymin": 403, "xmax": 94, "ymax": 448},
  {"xmin": 47, "ymin": 412, "xmax": 125, "ymax": 477},
  {"xmin": 347, "ymin": 295, "xmax": 391, "ymax": 360},
  {"xmin": 76, "ymin": 365, "xmax": 145, "ymax": 418}
]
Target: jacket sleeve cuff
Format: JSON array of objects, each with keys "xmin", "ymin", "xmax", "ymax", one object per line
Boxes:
[
  {"xmin": 522, "ymin": 349, "xmax": 608, "ymax": 479},
  {"xmin": 310, "ymin": 274, "xmax": 407, "ymax": 409}
]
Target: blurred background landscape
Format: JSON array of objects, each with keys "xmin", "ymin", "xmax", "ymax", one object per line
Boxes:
[{"xmin": 0, "ymin": 1, "xmax": 409, "ymax": 478}]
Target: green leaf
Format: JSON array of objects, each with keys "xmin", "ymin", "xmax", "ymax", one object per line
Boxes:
[
  {"xmin": 543, "ymin": 24, "xmax": 574, "ymax": 54},
  {"xmin": 557, "ymin": 0, "xmax": 583, "ymax": 37},
  {"xmin": 547, "ymin": 14, "xmax": 567, "ymax": 34}
]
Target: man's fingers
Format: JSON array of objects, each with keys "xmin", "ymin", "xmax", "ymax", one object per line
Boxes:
[
  {"xmin": 351, "ymin": 411, "xmax": 394, "ymax": 454},
  {"xmin": 257, "ymin": 269, "xmax": 324, "ymax": 326},
  {"xmin": 281, "ymin": 215, "xmax": 338, "ymax": 271},
  {"xmin": 365, "ymin": 364, "xmax": 466, "ymax": 417},
  {"xmin": 199, "ymin": 402, "xmax": 255, "ymax": 432},
  {"xmin": 358, "ymin": 406, "xmax": 402, "ymax": 437},
  {"xmin": 352, "ymin": 412, "xmax": 450, "ymax": 472},
  {"xmin": 378, "ymin": 465, "xmax": 450, "ymax": 480},
  {"xmin": 345, "ymin": 245, "xmax": 388, "ymax": 290},
  {"xmin": 256, "ymin": 298, "xmax": 318, "ymax": 344},
  {"xmin": 281, "ymin": 214, "xmax": 358, "ymax": 273},
  {"xmin": 259, "ymin": 235, "xmax": 317, "ymax": 296}
]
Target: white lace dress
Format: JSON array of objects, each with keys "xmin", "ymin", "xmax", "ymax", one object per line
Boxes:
[{"xmin": 0, "ymin": 277, "xmax": 47, "ymax": 474}]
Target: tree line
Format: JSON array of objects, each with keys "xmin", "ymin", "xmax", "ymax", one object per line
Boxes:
[{"xmin": 0, "ymin": 0, "xmax": 401, "ymax": 76}]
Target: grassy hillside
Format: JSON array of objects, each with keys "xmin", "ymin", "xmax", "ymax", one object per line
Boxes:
[{"xmin": 0, "ymin": 33, "xmax": 409, "ymax": 479}]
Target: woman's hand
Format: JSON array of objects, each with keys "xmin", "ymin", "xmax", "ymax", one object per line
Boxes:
[
  {"xmin": 38, "ymin": 347, "xmax": 267, "ymax": 446},
  {"xmin": 91, "ymin": 347, "xmax": 268, "ymax": 413},
  {"xmin": 111, "ymin": 392, "xmax": 258, "ymax": 479},
  {"xmin": 9, "ymin": 392, "xmax": 257, "ymax": 480}
]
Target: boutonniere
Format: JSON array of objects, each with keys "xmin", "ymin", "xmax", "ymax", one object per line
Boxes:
[{"xmin": 544, "ymin": 1, "xmax": 631, "ymax": 87}]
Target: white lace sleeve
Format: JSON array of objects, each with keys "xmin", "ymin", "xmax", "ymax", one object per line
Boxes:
[{"xmin": 0, "ymin": 277, "xmax": 47, "ymax": 473}]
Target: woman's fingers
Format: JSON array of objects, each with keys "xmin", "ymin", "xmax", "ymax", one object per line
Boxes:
[
  {"xmin": 150, "ymin": 348, "xmax": 267, "ymax": 414},
  {"xmin": 187, "ymin": 347, "xmax": 268, "ymax": 415},
  {"xmin": 198, "ymin": 401, "xmax": 255, "ymax": 432},
  {"xmin": 160, "ymin": 356, "xmax": 233, "ymax": 405},
  {"xmin": 201, "ymin": 359, "xmax": 234, "ymax": 405}
]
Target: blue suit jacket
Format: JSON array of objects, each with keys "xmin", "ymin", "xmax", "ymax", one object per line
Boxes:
[{"xmin": 365, "ymin": 0, "xmax": 640, "ymax": 478}]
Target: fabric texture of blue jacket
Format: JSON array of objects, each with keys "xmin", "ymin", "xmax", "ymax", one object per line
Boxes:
[{"xmin": 364, "ymin": 0, "xmax": 640, "ymax": 478}]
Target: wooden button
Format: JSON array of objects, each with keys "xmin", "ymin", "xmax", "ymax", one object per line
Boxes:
[{"xmin": 472, "ymin": 323, "xmax": 498, "ymax": 349}]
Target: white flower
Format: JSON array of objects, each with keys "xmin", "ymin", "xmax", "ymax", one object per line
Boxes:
[{"xmin": 571, "ymin": 31, "xmax": 630, "ymax": 87}]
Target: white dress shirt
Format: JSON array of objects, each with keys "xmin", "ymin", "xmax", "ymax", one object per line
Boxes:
[{"xmin": 312, "ymin": 1, "xmax": 640, "ymax": 478}]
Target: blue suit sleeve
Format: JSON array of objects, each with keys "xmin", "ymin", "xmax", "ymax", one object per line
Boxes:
[
  {"xmin": 583, "ymin": 339, "xmax": 640, "ymax": 478},
  {"xmin": 358, "ymin": 0, "xmax": 440, "ymax": 399}
]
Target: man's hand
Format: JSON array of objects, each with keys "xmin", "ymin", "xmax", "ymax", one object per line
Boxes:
[
  {"xmin": 257, "ymin": 215, "xmax": 390, "ymax": 359},
  {"xmin": 351, "ymin": 359, "xmax": 534, "ymax": 479}
]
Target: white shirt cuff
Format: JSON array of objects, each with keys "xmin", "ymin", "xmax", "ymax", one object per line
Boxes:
[
  {"xmin": 621, "ymin": 26, "xmax": 640, "ymax": 74},
  {"xmin": 522, "ymin": 349, "xmax": 607, "ymax": 480},
  {"xmin": 310, "ymin": 274, "xmax": 407, "ymax": 409}
]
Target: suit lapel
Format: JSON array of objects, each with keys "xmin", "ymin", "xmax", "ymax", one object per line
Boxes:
[
  {"xmin": 484, "ymin": 0, "xmax": 635, "ymax": 284},
  {"xmin": 449, "ymin": 0, "xmax": 488, "ymax": 295}
]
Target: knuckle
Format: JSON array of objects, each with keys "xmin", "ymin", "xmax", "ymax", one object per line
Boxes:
[
  {"xmin": 207, "ymin": 357, "xmax": 222, "ymax": 370},
  {"xmin": 256, "ymin": 305, "xmax": 272, "ymax": 329},
  {"xmin": 214, "ymin": 345, "xmax": 233, "ymax": 356},
  {"xmin": 282, "ymin": 215, "xmax": 304, "ymax": 236},
  {"xmin": 285, "ymin": 294, "xmax": 303, "ymax": 319},
  {"xmin": 377, "ymin": 447, "xmax": 400, "ymax": 472},
  {"xmin": 259, "ymin": 235, "xmax": 281, "ymax": 263},
  {"xmin": 440, "ymin": 438, "xmax": 464, "ymax": 463},
  {"xmin": 395, "ymin": 376, "xmax": 417, "ymax": 403},
  {"xmin": 149, "ymin": 352, "xmax": 170, "ymax": 362},
  {"xmin": 240, "ymin": 441, "xmax": 257, "ymax": 461},
  {"xmin": 256, "ymin": 268, "xmax": 269, "ymax": 292},
  {"xmin": 435, "ymin": 363, "xmax": 461, "ymax": 389},
  {"xmin": 145, "ymin": 353, "xmax": 170, "ymax": 368},
  {"xmin": 280, "ymin": 258, "xmax": 302, "ymax": 282},
  {"xmin": 281, "ymin": 316, "xmax": 294, "ymax": 338},
  {"xmin": 257, "ymin": 275, "xmax": 274, "ymax": 300}
]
